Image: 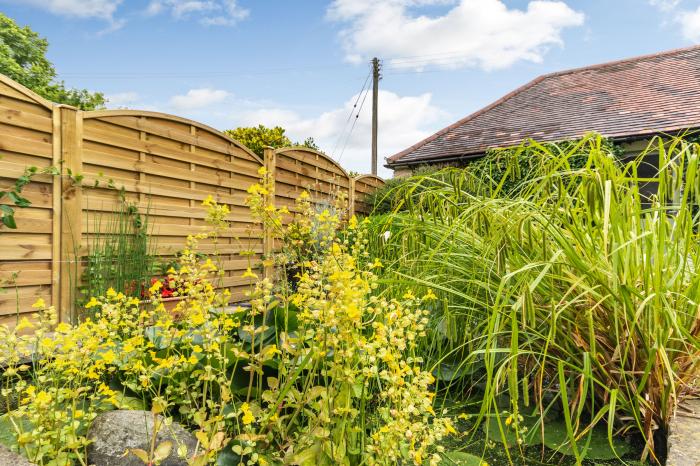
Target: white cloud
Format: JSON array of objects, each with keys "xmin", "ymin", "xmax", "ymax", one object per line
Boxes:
[
  {"xmin": 16, "ymin": 0, "xmax": 122, "ymax": 19},
  {"xmin": 169, "ymin": 88, "xmax": 231, "ymax": 109},
  {"xmin": 678, "ymin": 6, "xmax": 700, "ymax": 41},
  {"xmin": 649, "ymin": 0, "xmax": 681, "ymax": 12},
  {"xmin": 12, "ymin": 0, "xmax": 125, "ymax": 30},
  {"xmin": 327, "ymin": 0, "xmax": 584, "ymax": 70},
  {"xmin": 239, "ymin": 90, "xmax": 447, "ymax": 177},
  {"xmin": 145, "ymin": 0, "xmax": 249, "ymax": 26},
  {"xmin": 105, "ymin": 91, "xmax": 141, "ymax": 108}
]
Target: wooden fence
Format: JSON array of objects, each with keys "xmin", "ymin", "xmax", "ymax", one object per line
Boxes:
[{"xmin": 0, "ymin": 74, "xmax": 384, "ymax": 328}]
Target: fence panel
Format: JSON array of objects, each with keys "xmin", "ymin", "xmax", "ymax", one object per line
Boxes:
[
  {"xmin": 353, "ymin": 174, "xmax": 385, "ymax": 216},
  {"xmin": 0, "ymin": 75, "xmax": 384, "ymax": 329},
  {"xmin": 0, "ymin": 76, "xmax": 58, "ymax": 327},
  {"xmin": 273, "ymin": 147, "xmax": 351, "ymax": 220},
  {"xmin": 79, "ymin": 111, "xmax": 265, "ymax": 305}
]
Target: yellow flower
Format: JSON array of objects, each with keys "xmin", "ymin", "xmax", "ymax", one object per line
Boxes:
[
  {"xmin": 85, "ymin": 297, "xmax": 101, "ymax": 309},
  {"xmin": 31, "ymin": 298, "xmax": 46, "ymax": 309},
  {"xmin": 34, "ymin": 390, "xmax": 52, "ymax": 408},
  {"xmin": 403, "ymin": 290, "xmax": 415, "ymax": 300},
  {"xmin": 101, "ymin": 349, "xmax": 116, "ymax": 364},
  {"xmin": 106, "ymin": 288, "xmax": 117, "ymax": 298},
  {"xmin": 15, "ymin": 317, "xmax": 35, "ymax": 331},
  {"xmin": 371, "ymin": 258, "xmax": 383, "ymax": 269},
  {"xmin": 423, "ymin": 289, "xmax": 437, "ymax": 301},
  {"xmin": 202, "ymin": 194, "xmax": 214, "ymax": 206},
  {"xmin": 56, "ymin": 322, "xmax": 71, "ymax": 333},
  {"xmin": 240, "ymin": 402, "xmax": 255, "ymax": 425},
  {"xmin": 149, "ymin": 280, "xmax": 163, "ymax": 295},
  {"xmin": 505, "ymin": 415, "xmax": 513, "ymax": 426},
  {"xmin": 190, "ymin": 312, "xmax": 205, "ymax": 326},
  {"xmin": 258, "ymin": 166, "xmax": 268, "ymax": 176},
  {"xmin": 242, "ymin": 268, "xmax": 258, "ymax": 280}
]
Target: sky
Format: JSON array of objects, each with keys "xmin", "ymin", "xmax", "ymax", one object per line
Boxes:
[{"xmin": 1, "ymin": 0, "xmax": 699, "ymax": 177}]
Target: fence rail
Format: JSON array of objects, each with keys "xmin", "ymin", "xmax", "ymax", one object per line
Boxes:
[{"xmin": 0, "ymin": 74, "xmax": 384, "ymax": 328}]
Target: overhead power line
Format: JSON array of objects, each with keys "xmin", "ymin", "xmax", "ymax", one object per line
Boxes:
[{"xmin": 330, "ymin": 64, "xmax": 372, "ymax": 160}]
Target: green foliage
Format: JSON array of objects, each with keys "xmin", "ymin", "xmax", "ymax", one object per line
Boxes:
[
  {"xmin": 366, "ymin": 134, "xmax": 700, "ymax": 463},
  {"xmin": 0, "ymin": 13, "xmax": 105, "ymax": 110},
  {"xmin": 0, "ymin": 180, "xmax": 456, "ymax": 465},
  {"xmin": 373, "ymin": 136, "xmax": 623, "ymax": 214},
  {"xmin": 80, "ymin": 192, "xmax": 156, "ymax": 310},
  {"xmin": 366, "ymin": 165, "xmax": 444, "ymax": 214},
  {"xmin": 0, "ymin": 163, "xmax": 59, "ymax": 229},
  {"xmin": 224, "ymin": 125, "xmax": 323, "ymax": 157}
]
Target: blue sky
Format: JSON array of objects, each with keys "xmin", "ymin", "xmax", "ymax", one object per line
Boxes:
[{"xmin": 1, "ymin": 0, "xmax": 699, "ymax": 176}]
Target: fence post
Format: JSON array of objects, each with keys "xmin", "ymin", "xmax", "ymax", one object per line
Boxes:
[
  {"xmin": 263, "ymin": 147, "xmax": 276, "ymax": 280},
  {"xmin": 348, "ymin": 176, "xmax": 356, "ymax": 219},
  {"xmin": 59, "ymin": 106, "xmax": 82, "ymax": 324}
]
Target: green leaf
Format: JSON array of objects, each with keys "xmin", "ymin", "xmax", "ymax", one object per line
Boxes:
[
  {"xmin": 7, "ymin": 191, "xmax": 30, "ymax": 207},
  {"xmin": 153, "ymin": 440, "xmax": 173, "ymax": 461},
  {"xmin": 1, "ymin": 214, "xmax": 17, "ymax": 229},
  {"xmin": 216, "ymin": 443, "xmax": 242, "ymax": 465},
  {"xmin": 128, "ymin": 448, "xmax": 150, "ymax": 463},
  {"xmin": 144, "ymin": 326, "xmax": 169, "ymax": 350},
  {"xmin": 541, "ymin": 420, "xmax": 631, "ymax": 460},
  {"xmin": 440, "ymin": 451, "xmax": 485, "ymax": 465}
]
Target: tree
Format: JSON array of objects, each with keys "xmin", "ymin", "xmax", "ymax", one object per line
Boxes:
[
  {"xmin": 225, "ymin": 125, "xmax": 323, "ymax": 157},
  {"xmin": 0, "ymin": 13, "xmax": 105, "ymax": 110}
]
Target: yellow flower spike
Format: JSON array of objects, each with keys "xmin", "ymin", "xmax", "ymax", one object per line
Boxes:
[
  {"xmin": 423, "ymin": 289, "xmax": 438, "ymax": 301},
  {"xmin": 31, "ymin": 298, "xmax": 46, "ymax": 309},
  {"xmin": 34, "ymin": 391, "xmax": 52, "ymax": 408},
  {"xmin": 202, "ymin": 194, "xmax": 214, "ymax": 207},
  {"xmin": 258, "ymin": 166, "xmax": 267, "ymax": 176},
  {"xmin": 15, "ymin": 317, "xmax": 35, "ymax": 332},
  {"xmin": 241, "ymin": 267, "xmax": 258, "ymax": 280}
]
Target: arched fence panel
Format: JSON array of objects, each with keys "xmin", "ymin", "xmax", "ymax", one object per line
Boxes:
[
  {"xmin": 79, "ymin": 111, "xmax": 265, "ymax": 305},
  {"xmin": 0, "ymin": 74, "xmax": 385, "ymax": 328},
  {"xmin": 271, "ymin": 147, "xmax": 351, "ymax": 222},
  {"xmin": 0, "ymin": 76, "xmax": 57, "ymax": 328},
  {"xmin": 353, "ymin": 174, "xmax": 385, "ymax": 216}
]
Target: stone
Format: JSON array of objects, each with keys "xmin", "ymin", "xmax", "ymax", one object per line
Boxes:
[
  {"xmin": 667, "ymin": 399, "xmax": 700, "ymax": 466},
  {"xmin": 0, "ymin": 445, "xmax": 36, "ymax": 465},
  {"xmin": 87, "ymin": 410, "xmax": 198, "ymax": 466}
]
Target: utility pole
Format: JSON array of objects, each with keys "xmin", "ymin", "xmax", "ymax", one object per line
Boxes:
[{"xmin": 371, "ymin": 57, "xmax": 380, "ymax": 176}]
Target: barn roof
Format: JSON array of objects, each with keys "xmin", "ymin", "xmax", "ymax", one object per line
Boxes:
[{"xmin": 387, "ymin": 45, "xmax": 700, "ymax": 167}]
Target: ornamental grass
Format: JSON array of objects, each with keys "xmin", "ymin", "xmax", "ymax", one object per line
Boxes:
[{"xmin": 365, "ymin": 134, "xmax": 700, "ymax": 464}]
